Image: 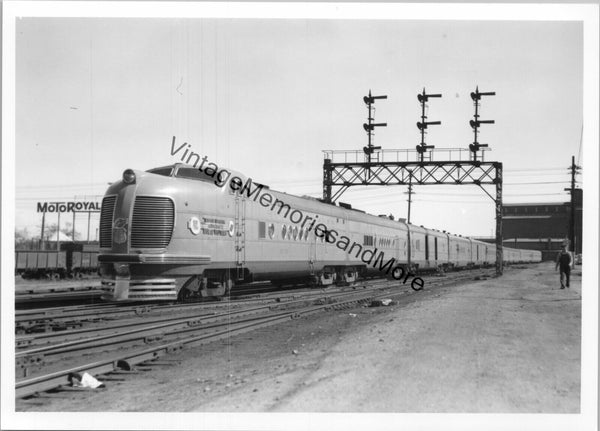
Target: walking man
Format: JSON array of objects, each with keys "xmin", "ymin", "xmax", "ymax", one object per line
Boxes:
[{"xmin": 555, "ymin": 245, "xmax": 572, "ymax": 289}]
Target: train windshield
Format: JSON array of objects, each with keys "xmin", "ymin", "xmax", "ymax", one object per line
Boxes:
[
  {"xmin": 174, "ymin": 167, "xmax": 214, "ymax": 183},
  {"xmin": 147, "ymin": 167, "xmax": 173, "ymax": 177}
]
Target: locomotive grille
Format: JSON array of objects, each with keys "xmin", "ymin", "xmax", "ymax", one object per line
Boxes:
[
  {"xmin": 99, "ymin": 196, "xmax": 116, "ymax": 248},
  {"xmin": 130, "ymin": 196, "xmax": 175, "ymax": 248}
]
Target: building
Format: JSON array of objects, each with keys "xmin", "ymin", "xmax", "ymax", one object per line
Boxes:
[
  {"xmin": 474, "ymin": 190, "xmax": 582, "ymax": 261},
  {"xmin": 501, "ymin": 190, "xmax": 582, "ymax": 260}
]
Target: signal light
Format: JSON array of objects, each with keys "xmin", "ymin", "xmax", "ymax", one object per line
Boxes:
[
  {"xmin": 469, "ymin": 143, "xmax": 488, "ymax": 153},
  {"xmin": 469, "ymin": 119, "xmax": 495, "ymax": 129},
  {"xmin": 417, "ymin": 93, "xmax": 441, "ymax": 103},
  {"xmin": 417, "ymin": 121, "xmax": 441, "ymax": 130},
  {"xmin": 469, "ymin": 86, "xmax": 495, "ymax": 161},
  {"xmin": 362, "ymin": 90, "xmax": 387, "ymax": 168},
  {"xmin": 416, "ymin": 144, "xmax": 434, "ymax": 153},
  {"xmin": 364, "ymin": 122, "xmax": 387, "ymax": 132},
  {"xmin": 471, "ymin": 89, "xmax": 496, "ymax": 101},
  {"xmin": 363, "ymin": 145, "xmax": 382, "ymax": 155},
  {"xmin": 416, "ymin": 88, "xmax": 441, "ymax": 162},
  {"xmin": 364, "ymin": 94, "xmax": 388, "ymax": 104}
]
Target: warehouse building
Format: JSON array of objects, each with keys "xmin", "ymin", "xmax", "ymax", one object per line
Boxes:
[{"xmin": 476, "ymin": 189, "xmax": 582, "ymax": 261}]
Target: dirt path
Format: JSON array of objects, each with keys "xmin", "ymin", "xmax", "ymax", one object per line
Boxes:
[{"xmin": 17, "ymin": 262, "xmax": 581, "ymax": 413}]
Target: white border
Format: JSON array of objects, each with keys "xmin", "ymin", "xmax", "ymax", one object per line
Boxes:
[{"xmin": 2, "ymin": 2, "xmax": 598, "ymax": 430}]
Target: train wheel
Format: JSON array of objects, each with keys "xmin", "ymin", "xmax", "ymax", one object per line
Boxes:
[
  {"xmin": 178, "ymin": 286, "xmax": 192, "ymax": 302},
  {"xmin": 51, "ymin": 272, "xmax": 60, "ymax": 281},
  {"xmin": 177, "ymin": 276, "xmax": 200, "ymax": 302},
  {"xmin": 391, "ymin": 266, "xmax": 404, "ymax": 281}
]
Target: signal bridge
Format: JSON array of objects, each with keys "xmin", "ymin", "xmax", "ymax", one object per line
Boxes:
[{"xmin": 322, "ymin": 146, "xmax": 503, "ymax": 275}]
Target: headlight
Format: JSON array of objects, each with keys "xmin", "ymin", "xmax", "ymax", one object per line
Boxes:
[{"xmin": 123, "ymin": 169, "xmax": 136, "ymax": 184}]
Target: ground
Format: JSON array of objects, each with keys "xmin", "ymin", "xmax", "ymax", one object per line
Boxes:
[{"xmin": 17, "ymin": 262, "xmax": 581, "ymax": 413}]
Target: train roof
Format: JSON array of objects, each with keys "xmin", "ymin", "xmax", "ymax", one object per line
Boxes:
[{"xmin": 144, "ymin": 163, "xmax": 486, "ymax": 240}]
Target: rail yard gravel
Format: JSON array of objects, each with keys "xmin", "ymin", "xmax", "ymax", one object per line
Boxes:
[{"xmin": 17, "ymin": 262, "xmax": 581, "ymax": 413}]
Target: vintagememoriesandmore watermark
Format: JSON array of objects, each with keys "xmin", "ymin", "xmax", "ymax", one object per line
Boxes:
[{"xmin": 169, "ymin": 137, "xmax": 425, "ymax": 290}]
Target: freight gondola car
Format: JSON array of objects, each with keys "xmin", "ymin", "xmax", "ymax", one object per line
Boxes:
[
  {"xmin": 15, "ymin": 244, "xmax": 99, "ymax": 279},
  {"xmin": 98, "ymin": 164, "xmax": 541, "ymax": 302}
]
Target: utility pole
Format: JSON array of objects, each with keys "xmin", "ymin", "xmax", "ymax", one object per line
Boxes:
[
  {"xmin": 565, "ymin": 155, "xmax": 581, "ymax": 265},
  {"xmin": 40, "ymin": 211, "xmax": 46, "ymax": 250},
  {"xmin": 87, "ymin": 211, "xmax": 91, "ymax": 242},
  {"xmin": 406, "ymin": 170, "xmax": 414, "ymax": 224},
  {"xmin": 57, "ymin": 211, "xmax": 61, "ymax": 251}
]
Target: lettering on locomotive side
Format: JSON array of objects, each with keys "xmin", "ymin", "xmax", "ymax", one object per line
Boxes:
[
  {"xmin": 200, "ymin": 217, "xmax": 229, "ymax": 236},
  {"xmin": 37, "ymin": 201, "xmax": 101, "ymax": 213}
]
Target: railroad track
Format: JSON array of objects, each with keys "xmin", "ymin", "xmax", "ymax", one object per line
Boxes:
[
  {"xmin": 15, "ymin": 269, "xmax": 495, "ymax": 398},
  {"xmin": 14, "ymin": 279, "xmax": 297, "ymax": 309},
  {"xmin": 14, "ymin": 284, "xmax": 352, "ymax": 334}
]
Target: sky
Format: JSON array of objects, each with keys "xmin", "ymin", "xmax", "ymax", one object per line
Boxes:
[{"xmin": 13, "ymin": 12, "xmax": 585, "ymax": 240}]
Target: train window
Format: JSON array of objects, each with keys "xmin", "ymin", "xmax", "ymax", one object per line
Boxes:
[
  {"xmin": 258, "ymin": 222, "xmax": 266, "ymax": 239},
  {"xmin": 287, "ymin": 226, "xmax": 293, "ymax": 240},
  {"xmin": 363, "ymin": 235, "xmax": 373, "ymax": 246},
  {"xmin": 292, "ymin": 226, "xmax": 298, "ymax": 240},
  {"xmin": 147, "ymin": 167, "xmax": 173, "ymax": 177},
  {"xmin": 268, "ymin": 223, "xmax": 275, "ymax": 239},
  {"xmin": 281, "ymin": 225, "xmax": 287, "ymax": 239}
]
